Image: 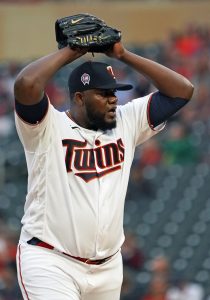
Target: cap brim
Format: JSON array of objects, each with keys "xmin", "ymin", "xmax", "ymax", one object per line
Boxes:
[
  {"xmin": 115, "ymin": 83, "xmax": 133, "ymax": 91},
  {"xmin": 94, "ymin": 83, "xmax": 133, "ymax": 91}
]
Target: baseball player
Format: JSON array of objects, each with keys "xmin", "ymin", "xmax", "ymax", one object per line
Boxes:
[{"xmin": 14, "ymin": 36, "xmax": 193, "ymax": 299}]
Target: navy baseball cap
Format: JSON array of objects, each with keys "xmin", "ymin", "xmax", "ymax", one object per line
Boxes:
[{"xmin": 68, "ymin": 61, "xmax": 133, "ymax": 93}]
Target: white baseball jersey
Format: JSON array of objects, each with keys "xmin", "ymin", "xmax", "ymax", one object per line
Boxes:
[{"xmin": 15, "ymin": 93, "xmax": 164, "ymax": 260}]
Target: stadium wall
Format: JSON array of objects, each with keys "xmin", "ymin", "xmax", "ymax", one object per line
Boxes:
[{"xmin": 0, "ymin": 1, "xmax": 210, "ymax": 60}]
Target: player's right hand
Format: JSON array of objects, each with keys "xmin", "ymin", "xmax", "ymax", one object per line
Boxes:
[{"xmin": 105, "ymin": 41, "xmax": 126, "ymax": 59}]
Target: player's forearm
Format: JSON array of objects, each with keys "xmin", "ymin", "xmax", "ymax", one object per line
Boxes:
[
  {"xmin": 14, "ymin": 47, "xmax": 85, "ymax": 105},
  {"xmin": 119, "ymin": 50, "xmax": 194, "ymax": 100}
]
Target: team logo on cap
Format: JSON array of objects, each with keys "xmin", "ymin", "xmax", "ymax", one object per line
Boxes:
[
  {"xmin": 107, "ymin": 66, "xmax": 116, "ymax": 79},
  {"xmin": 81, "ymin": 73, "xmax": 90, "ymax": 85}
]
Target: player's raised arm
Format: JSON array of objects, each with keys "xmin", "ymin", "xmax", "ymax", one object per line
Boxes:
[
  {"xmin": 14, "ymin": 47, "xmax": 87, "ymax": 105},
  {"xmin": 106, "ymin": 42, "xmax": 194, "ymax": 100}
]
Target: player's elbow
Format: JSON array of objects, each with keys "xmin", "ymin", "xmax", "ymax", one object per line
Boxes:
[
  {"xmin": 14, "ymin": 73, "xmax": 34, "ymax": 93},
  {"xmin": 14, "ymin": 74, "xmax": 42, "ymax": 104},
  {"xmin": 181, "ymin": 79, "xmax": 194, "ymax": 101}
]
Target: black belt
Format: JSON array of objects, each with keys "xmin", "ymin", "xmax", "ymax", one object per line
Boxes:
[{"xmin": 27, "ymin": 237, "xmax": 116, "ymax": 265}]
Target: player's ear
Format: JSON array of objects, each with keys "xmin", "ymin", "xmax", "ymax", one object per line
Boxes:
[{"xmin": 74, "ymin": 92, "xmax": 84, "ymax": 106}]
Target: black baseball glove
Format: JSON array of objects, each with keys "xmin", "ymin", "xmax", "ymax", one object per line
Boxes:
[{"xmin": 55, "ymin": 13, "xmax": 121, "ymax": 53}]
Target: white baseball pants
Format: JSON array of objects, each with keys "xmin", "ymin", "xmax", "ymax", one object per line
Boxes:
[{"xmin": 16, "ymin": 242, "xmax": 123, "ymax": 300}]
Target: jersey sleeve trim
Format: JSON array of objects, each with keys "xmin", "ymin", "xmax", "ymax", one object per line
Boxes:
[
  {"xmin": 15, "ymin": 94, "xmax": 50, "ymax": 126},
  {"xmin": 147, "ymin": 93, "xmax": 156, "ymax": 131},
  {"xmin": 147, "ymin": 91, "xmax": 189, "ymax": 130}
]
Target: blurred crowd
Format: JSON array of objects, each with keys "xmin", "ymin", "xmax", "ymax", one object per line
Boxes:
[
  {"xmin": 121, "ymin": 240, "xmax": 206, "ymax": 300},
  {"xmin": 0, "ymin": 220, "xmax": 21, "ymax": 300},
  {"xmin": 1, "ymin": 22, "xmax": 210, "ymax": 299}
]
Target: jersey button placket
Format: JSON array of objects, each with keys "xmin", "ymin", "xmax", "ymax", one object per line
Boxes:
[
  {"xmin": 93, "ymin": 134, "xmax": 101, "ymax": 252},
  {"xmin": 94, "ymin": 139, "xmax": 100, "ymax": 147},
  {"xmin": 93, "ymin": 136, "xmax": 105, "ymax": 253}
]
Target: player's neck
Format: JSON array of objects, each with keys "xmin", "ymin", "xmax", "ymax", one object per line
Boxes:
[
  {"xmin": 66, "ymin": 110, "xmax": 79, "ymax": 125},
  {"xmin": 66, "ymin": 110, "xmax": 97, "ymax": 131}
]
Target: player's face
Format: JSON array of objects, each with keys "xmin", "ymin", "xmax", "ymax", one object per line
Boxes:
[{"xmin": 82, "ymin": 89, "xmax": 118, "ymax": 130}]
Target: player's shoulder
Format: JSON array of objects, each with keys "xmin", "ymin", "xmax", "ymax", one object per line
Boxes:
[
  {"xmin": 47, "ymin": 104, "xmax": 69, "ymax": 126},
  {"xmin": 52, "ymin": 107, "xmax": 80, "ymax": 130},
  {"xmin": 52, "ymin": 107, "xmax": 68, "ymax": 121},
  {"xmin": 49, "ymin": 104, "xmax": 66, "ymax": 117},
  {"xmin": 117, "ymin": 93, "xmax": 154, "ymax": 113}
]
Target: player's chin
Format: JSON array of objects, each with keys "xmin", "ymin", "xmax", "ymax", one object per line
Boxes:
[
  {"xmin": 104, "ymin": 118, "xmax": 117, "ymax": 130},
  {"xmin": 89, "ymin": 111, "xmax": 117, "ymax": 130},
  {"xmin": 105, "ymin": 111, "xmax": 116, "ymax": 123}
]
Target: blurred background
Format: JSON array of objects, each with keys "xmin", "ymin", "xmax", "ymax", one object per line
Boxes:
[{"xmin": 1, "ymin": 0, "xmax": 210, "ymax": 299}]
